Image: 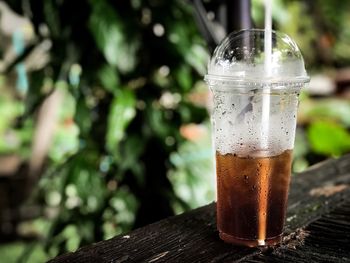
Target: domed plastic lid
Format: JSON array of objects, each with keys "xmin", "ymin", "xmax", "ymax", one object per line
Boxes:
[{"xmin": 205, "ymin": 29, "xmax": 309, "ymax": 87}]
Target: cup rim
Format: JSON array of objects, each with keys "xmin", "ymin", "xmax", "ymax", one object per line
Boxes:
[{"xmin": 204, "ymin": 74, "xmax": 310, "ymax": 86}]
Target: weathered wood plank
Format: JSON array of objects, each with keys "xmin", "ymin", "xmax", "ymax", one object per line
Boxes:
[
  {"xmin": 49, "ymin": 154, "xmax": 350, "ymax": 263},
  {"xmin": 245, "ymin": 200, "xmax": 350, "ymax": 262}
]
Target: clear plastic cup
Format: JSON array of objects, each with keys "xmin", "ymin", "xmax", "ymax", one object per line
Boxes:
[{"xmin": 205, "ymin": 29, "xmax": 309, "ymax": 247}]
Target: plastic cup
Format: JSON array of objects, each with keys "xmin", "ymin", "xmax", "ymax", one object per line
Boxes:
[{"xmin": 205, "ymin": 29, "xmax": 309, "ymax": 247}]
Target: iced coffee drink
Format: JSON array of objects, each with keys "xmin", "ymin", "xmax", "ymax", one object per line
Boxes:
[
  {"xmin": 205, "ymin": 29, "xmax": 309, "ymax": 246},
  {"xmin": 216, "ymin": 149, "xmax": 292, "ymax": 246}
]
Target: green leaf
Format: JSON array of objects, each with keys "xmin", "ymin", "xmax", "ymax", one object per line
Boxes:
[
  {"xmin": 110, "ymin": 186, "xmax": 138, "ymax": 228},
  {"xmin": 168, "ymin": 22, "xmax": 208, "ymax": 76},
  {"xmin": 175, "ymin": 65, "xmax": 192, "ymax": 92},
  {"xmin": 62, "ymin": 151, "xmax": 106, "ymax": 214},
  {"xmin": 98, "ymin": 64, "xmax": 120, "ymax": 94},
  {"xmin": 0, "ymin": 242, "xmax": 48, "ymax": 263},
  {"xmin": 307, "ymin": 121, "xmax": 350, "ymax": 156},
  {"xmin": 89, "ymin": 0, "xmax": 139, "ymax": 74},
  {"xmin": 118, "ymin": 135, "xmax": 144, "ymax": 184},
  {"xmin": 62, "ymin": 225, "xmax": 81, "ymax": 251},
  {"xmin": 146, "ymin": 106, "xmax": 170, "ymax": 138},
  {"xmin": 185, "ymin": 44, "xmax": 208, "ymax": 76},
  {"xmin": 168, "ymin": 126, "xmax": 214, "ymax": 211},
  {"xmin": 106, "ymin": 89, "xmax": 136, "ymax": 154},
  {"xmin": 49, "ymin": 90, "xmax": 79, "ymax": 162},
  {"xmin": 301, "ymin": 99, "xmax": 350, "ymax": 127}
]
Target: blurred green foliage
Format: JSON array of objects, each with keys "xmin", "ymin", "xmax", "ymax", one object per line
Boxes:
[
  {"xmin": 169, "ymin": 123, "xmax": 214, "ymax": 213},
  {"xmin": 3, "ymin": 0, "xmax": 208, "ymax": 260},
  {"xmin": 308, "ymin": 121, "xmax": 350, "ymax": 156},
  {"xmin": 0, "ymin": 0, "xmax": 350, "ymax": 261},
  {"xmin": 0, "ymin": 79, "xmax": 32, "ymax": 155},
  {"xmin": 301, "ymin": 98, "xmax": 350, "ymax": 157}
]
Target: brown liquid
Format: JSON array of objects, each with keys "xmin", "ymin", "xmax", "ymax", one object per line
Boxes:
[{"xmin": 216, "ymin": 150, "xmax": 292, "ymax": 247}]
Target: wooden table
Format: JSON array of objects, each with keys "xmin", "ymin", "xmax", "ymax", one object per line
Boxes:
[{"xmin": 50, "ymin": 154, "xmax": 350, "ymax": 262}]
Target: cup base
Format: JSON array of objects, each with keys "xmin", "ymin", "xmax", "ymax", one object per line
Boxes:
[{"xmin": 219, "ymin": 232, "xmax": 282, "ymax": 247}]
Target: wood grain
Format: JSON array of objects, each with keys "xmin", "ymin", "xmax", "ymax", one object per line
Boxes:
[{"xmin": 49, "ymin": 154, "xmax": 350, "ymax": 262}]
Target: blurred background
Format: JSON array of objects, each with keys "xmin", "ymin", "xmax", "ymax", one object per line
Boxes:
[{"xmin": 0, "ymin": 0, "xmax": 350, "ymax": 261}]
